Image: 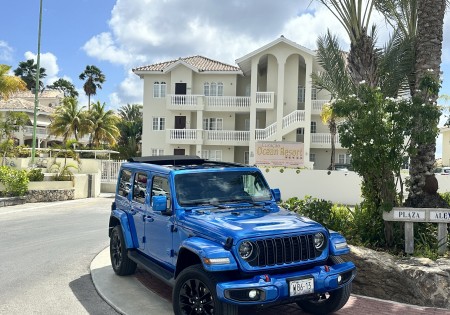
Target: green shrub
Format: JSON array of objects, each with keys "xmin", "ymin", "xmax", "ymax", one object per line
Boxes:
[
  {"xmin": 27, "ymin": 168, "xmax": 45, "ymax": 181},
  {"xmin": 0, "ymin": 166, "xmax": 29, "ymax": 197}
]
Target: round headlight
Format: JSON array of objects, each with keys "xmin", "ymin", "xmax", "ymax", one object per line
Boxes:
[
  {"xmin": 314, "ymin": 232, "xmax": 326, "ymax": 250},
  {"xmin": 239, "ymin": 241, "xmax": 254, "ymax": 260}
]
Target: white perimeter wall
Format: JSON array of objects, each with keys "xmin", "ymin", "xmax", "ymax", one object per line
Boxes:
[{"xmin": 260, "ymin": 168, "xmax": 450, "ymax": 206}]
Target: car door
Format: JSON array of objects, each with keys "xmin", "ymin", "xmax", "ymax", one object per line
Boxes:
[
  {"xmin": 145, "ymin": 175, "xmax": 174, "ymax": 266},
  {"xmin": 130, "ymin": 171, "xmax": 149, "ymax": 251}
]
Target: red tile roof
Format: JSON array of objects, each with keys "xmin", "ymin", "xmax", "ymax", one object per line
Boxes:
[{"xmin": 133, "ymin": 55, "xmax": 240, "ymax": 72}]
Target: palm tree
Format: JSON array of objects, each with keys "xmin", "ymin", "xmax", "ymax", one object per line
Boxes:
[
  {"xmin": 0, "ymin": 64, "xmax": 27, "ymax": 99},
  {"xmin": 88, "ymin": 101, "xmax": 120, "ymax": 147},
  {"xmin": 315, "ymin": 0, "xmax": 378, "ymax": 87},
  {"xmin": 79, "ymin": 65, "xmax": 105, "ymax": 110},
  {"xmin": 47, "ymin": 78, "xmax": 79, "ymax": 98},
  {"xmin": 13, "ymin": 59, "xmax": 47, "ymax": 91},
  {"xmin": 117, "ymin": 104, "xmax": 143, "ymax": 158},
  {"xmin": 49, "ymin": 97, "xmax": 89, "ymax": 144}
]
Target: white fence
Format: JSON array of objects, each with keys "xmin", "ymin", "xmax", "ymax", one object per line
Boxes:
[{"xmin": 101, "ymin": 160, "xmax": 125, "ymax": 183}]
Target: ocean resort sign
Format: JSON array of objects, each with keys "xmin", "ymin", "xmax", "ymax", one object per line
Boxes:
[{"xmin": 255, "ymin": 141, "xmax": 304, "ymax": 167}]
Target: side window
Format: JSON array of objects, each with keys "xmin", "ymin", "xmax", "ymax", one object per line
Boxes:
[
  {"xmin": 132, "ymin": 172, "xmax": 148, "ymax": 204},
  {"xmin": 151, "ymin": 176, "xmax": 172, "ymax": 210},
  {"xmin": 118, "ymin": 169, "xmax": 132, "ymax": 197}
]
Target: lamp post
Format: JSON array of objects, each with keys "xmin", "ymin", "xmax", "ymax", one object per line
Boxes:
[{"xmin": 31, "ymin": 0, "xmax": 43, "ymax": 164}]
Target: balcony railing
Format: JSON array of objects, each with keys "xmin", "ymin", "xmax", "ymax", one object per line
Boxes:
[
  {"xmin": 282, "ymin": 110, "xmax": 305, "ymax": 129},
  {"xmin": 311, "ymin": 133, "xmax": 341, "ymax": 146},
  {"xmin": 205, "ymin": 96, "xmax": 250, "ymax": 109},
  {"xmin": 205, "ymin": 130, "xmax": 250, "ymax": 142},
  {"xmin": 255, "ymin": 122, "xmax": 277, "ymax": 140},
  {"xmin": 168, "ymin": 129, "xmax": 202, "ymax": 140},
  {"xmin": 312, "ymin": 100, "xmax": 330, "ymax": 113}
]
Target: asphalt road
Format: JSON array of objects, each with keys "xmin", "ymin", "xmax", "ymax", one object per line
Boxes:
[{"xmin": 0, "ymin": 197, "xmax": 119, "ymax": 315}]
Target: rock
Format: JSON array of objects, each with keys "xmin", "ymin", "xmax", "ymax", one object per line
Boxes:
[{"xmin": 346, "ymin": 245, "xmax": 450, "ymax": 309}]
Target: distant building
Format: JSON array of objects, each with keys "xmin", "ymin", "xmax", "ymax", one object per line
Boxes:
[{"xmin": 133, "ymin": 36, "xmax": 350, "ymax": 169}]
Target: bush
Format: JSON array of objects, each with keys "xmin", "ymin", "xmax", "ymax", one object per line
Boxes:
[
  {"xmin": 0, "ymin": 166, "xmax": 29, "ymax": 197},
  {"xmin": 27, "ymin": 168, "xmax": 45, "ymax": 181}
]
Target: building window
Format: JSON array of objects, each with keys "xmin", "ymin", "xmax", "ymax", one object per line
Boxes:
[
  {"xmin": 152, "ymin": 117, "xmax": 165, "ymax": 130},
  {"xmin": 203, "ymin": 118, "xmax": 223, "ymax": 130},
  {"xmin": 338, "ymin": 153, "xmax": 351, "ymax": 164},
  {"xmin": 298, "ymin": 86, "xmax": 305, "ymax": 103},
  {"xmin": 153, "ymin": 82, "xmax": 166, "ymax": 98},
  {"xmin": 296, "ymin": 128, "xmax": 304, "ymax": 135},
  {"xmin": 310, "ymin": 121, "xmax": 317, "ymax": 134},
  {"xmin": 204, "ymin": 82, "xmax": 223, "ymax": 96},
  {"xmin": 311, "ymin": 86, "xmax": 318, "ymax": 100},
  {"xmin": 244, "ymin": 151, "xmax": 249, "ymax": 165},
  {"xmin": 202, "ymin": 150, "xmax": 222, "ymax": 161},
  {"xmin": 151, "ymin": 149, "xmax": 164, "ymax": 156},
  {"xmin": 309, "ymin": 153, "xmax": 316, "ymax": 162}
]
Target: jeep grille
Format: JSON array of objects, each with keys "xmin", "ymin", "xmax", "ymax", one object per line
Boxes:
[{"xmin": 250, "ymin": 235, "xmax": 317, "ymax": 267}]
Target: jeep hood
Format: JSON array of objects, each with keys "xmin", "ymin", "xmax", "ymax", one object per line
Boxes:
[{"xmin": 180, "ymin": 207, "xmax": 325, "ymax": 242}]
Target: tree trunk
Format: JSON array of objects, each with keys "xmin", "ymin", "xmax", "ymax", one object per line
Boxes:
[
  {"xmin": 407, "ymin": 0, "xmax": 445, "ymax": 201},
  {"xmin": 347, "ymin": 31, "xmax": 378, "ymax": 88}
]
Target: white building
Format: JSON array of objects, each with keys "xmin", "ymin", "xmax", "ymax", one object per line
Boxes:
[{"xmin": 133, "ymin": 36, "xmax": 350, "ymax": 169}]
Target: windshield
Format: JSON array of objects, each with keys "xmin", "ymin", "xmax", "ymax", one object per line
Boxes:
[{"xmin": 175, "ymin": 170, "xmax": 272, "ymax": 206}]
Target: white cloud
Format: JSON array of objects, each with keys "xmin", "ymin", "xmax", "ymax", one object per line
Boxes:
[
  {"xmin": 82, "ymin": 32, "xmax": 135, "ymax": 65},
  {"xmin": 0, "ymin": 40, "xmax": 13, "ymax": 62},
  {"xmin": 24, "ymin": 51, "xmax": 60, "ymax": 85},
  {"xmin": 108, "ymin": 71, "xmax": 143, "ymax": 109}
]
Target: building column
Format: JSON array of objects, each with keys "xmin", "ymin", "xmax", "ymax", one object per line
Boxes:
[
  {"xmin": 196, "ymin": 110, "xmax": 204, "ymax": 157},
  {"xmin": 304, "ymin": 56, "xmax": 313, "ymax": 168},
  {"xmin": 276, "ymin": 59, "xmax": 286, "ymax": 141},
  {"xmin": 249, "ymin": 59, "xmax": 259, "ymax": 165}
]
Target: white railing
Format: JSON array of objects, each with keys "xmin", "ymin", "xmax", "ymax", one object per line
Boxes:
[
  {"xmin": 312, "ymin": 100, "xmax": 330, "ymax": 112},
  {"xmin": 168, "ymin": 95, "xmax": 202, "ymax": 106},
  {"xmin": 282, "ymin": 110, "xmax": 306, "ymax": 129},
  {"xmin": 205, "ymin": 130, "xmax": 250, "ymax": 142},
  {"xmin": 255, "ymin": 92, "xmax": 274, "ymax": 104},
  {"xmin": 101, "ymin": 160, "xmax": 125, "ymax": 183},
  {"xmin": 169, "ymin": 129, "xmax": 202, "ymax": 140},
  {"xmin": 206, "ymin": 96, "xmax": 250, "ymax": 108},
  {"xmin": 255, "ymin": 123, "xmax": 277, "ymax": 140},
  {"xmin": 23, "ymin": 126, "xmax": 48, "ymax": 136},
  {"xmin": 311, "ymin": 133, "xmax": 341, "ymax": 145}
]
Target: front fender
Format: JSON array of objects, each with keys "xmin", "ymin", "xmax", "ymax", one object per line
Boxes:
[
  {"xmin": 110, "ymin": 209, "xmax": 136, "ymax": 249},
  {"xmin": 181, "ymin": 237, "xmax": 238, "ymax": 272},
  {"xmin": 329, "ymin": 230, "xmax": 350, "ymax": 256}
]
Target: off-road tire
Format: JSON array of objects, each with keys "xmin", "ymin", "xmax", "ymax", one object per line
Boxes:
[
  {"xmin": 173, "ymin": 264, "xmax": 238, "ymax": 315},
  {"xmin": 110, "ymin": 225, "xmax": 137, "ymax": 276},
  {"xmin": 296, "ymin": 282, "xmax": 351, "ymax": 315}
]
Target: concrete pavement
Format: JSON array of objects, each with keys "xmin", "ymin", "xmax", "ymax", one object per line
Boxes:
[{"xmin": 90, "ymin": 247, "xmax": 450, "ymax": 315}]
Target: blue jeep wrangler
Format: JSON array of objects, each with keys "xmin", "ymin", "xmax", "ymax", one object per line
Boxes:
[{"xmin": 109, "ymin": 156, "xmax": 355, "ymax": 315}]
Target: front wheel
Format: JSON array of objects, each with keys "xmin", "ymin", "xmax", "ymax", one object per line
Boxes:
[
  {"xmin": 110, "ymin": 225, "xmax": 137, "ymax": 276},
  {"xmin": 173, "ymin": 264, "xmax": 238, "ymax": 315},
  {"xmin": 296, "ymin": 283, "xmax": 351, "ymax": 315}
]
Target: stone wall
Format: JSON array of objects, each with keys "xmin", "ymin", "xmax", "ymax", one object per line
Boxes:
[
  {"xmin": 26, "ymin": 189, "xmax": 75, "ymax": 203},
  {"xmin": 347, "ymin": 245, "xmax": 450, "ymax": 309}
]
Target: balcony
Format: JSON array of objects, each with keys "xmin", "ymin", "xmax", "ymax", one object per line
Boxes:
[
  {"xmin": 166, "ymin": 95, "xmax": 204, "ymax": 111},
  {"xmin": 205, "ymin": 96, "xmax": 250, "ymax": 112},
  {"xmin": 204, "ymin": 130, "xmax": 250, "ymax": 145},
  {"xmin": 311, "ymin": 100, "xmax": 330, "ymax": 114},
  {"xmin": 255, "ymin": 92, "xmax": 275, "ymax": 109},
  {"xmin": 311, "ymin": 133, "xmax": 342, "ymax": 148},
  {"xmin": 166, "ymin": 129, "xmax": 203, "ymax": 145},
  {"xmin": 22, "ymin": 126, "xmax": 90, "ymax": 143}
]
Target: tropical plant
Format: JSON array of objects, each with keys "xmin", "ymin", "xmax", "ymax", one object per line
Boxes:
[
  {"xmin": 27, "ymin": 168, "xmax": 45, "ymax": 181},
  {"xmin": 320, "ymin": 104, "xmax": 338, "ymax": 170},
  {"xmin": 116, "ymin": 104, "xmax": 143, "ymax": 158},
  {"xmin": 13, "ymin": 59, "xmax": 47, "ymax": 91},
  {"xmin": 79, "ymin": 65, "xmax": 105, "ymax": 110},
  {"xmin": 0, "ymin": 111, "xmax": 30, "ymax": 164},
  {"xmin": 0, "ymin": 166, "xmax": 29, "ymax": 197},
  {"xmin": 48, "ymin": 139, "xmax": 81, "ymax": 181},
  {"xmin": 49, "ymin": 97, "xmax": 89, "ymax": 144},
  {"xmin": 87, "ymin": 101, "xmax": 120, "ymax": 147},
  {"xmin": 0, "ymin": 64, "xmax": 27, "ymax": 99},
  {"xmin": 47, "ymin": 78, "xmax": 79, "ymax": 98}
]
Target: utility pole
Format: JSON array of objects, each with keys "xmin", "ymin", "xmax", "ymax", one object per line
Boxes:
[{"xmin": 31, "ymin": 0, "xmax": 43, "ymax": 164}]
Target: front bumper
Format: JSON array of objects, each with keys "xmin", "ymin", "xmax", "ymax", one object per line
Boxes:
[{"xmin": 216, "ymin": 261, "xmax": 355, "ymax": 305}]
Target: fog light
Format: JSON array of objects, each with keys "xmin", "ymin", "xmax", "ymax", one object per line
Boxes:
[
  {"xmin": 338, "ymin": 275, "xmax": 342, "ymax": 284},
  {"xmin": 248, "ymin": 290, "xmax": 258, "ymax": 299}
]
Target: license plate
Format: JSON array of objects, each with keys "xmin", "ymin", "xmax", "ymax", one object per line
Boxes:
[{"xmin": 289, "ymin": 278, "xmax": 314, "ymax": 296}]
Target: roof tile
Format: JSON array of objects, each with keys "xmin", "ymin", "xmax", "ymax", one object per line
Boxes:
[{"xmin": 133, "ymin": 55, "xmax": 240, "ymax": 72}]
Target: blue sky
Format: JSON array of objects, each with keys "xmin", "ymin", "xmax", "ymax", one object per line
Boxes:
[{"xmin": 1, "ymin": 0, "xmax": 449, "ymax": 155}]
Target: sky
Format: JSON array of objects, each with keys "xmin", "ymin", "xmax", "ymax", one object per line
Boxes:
[{"xmin": 0, "ymin": 0, "xmax": 449, "ymax": 155}]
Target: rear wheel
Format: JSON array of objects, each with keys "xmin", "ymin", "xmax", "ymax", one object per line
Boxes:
[
  {"xmin": 173, "ymin": 264, "xmax": 238, "ymax": 315},
  {"xmin": 110, "ymin": 225, "xmax": 137, "ymax": 276}
]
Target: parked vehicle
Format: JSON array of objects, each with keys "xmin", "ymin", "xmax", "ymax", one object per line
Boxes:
[
  {"xmin": 434, "ymin": 167, "xmax": 450, "ymax": 175},
  {"xmin": 109, "ymin": 156, "xmax": 356, "ymax": 315}
]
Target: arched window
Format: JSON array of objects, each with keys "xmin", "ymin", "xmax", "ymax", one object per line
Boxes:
[
  {"xmin": 153, "ymin": 82, "xmax": 166, "ymax": 98},
  {"xmin": 210, "ymin": 82, "xmax": 217, "ymax": 96},
  {"xmin": 204, "ymin": 82, "xmax": 210, "ymax": 96}
]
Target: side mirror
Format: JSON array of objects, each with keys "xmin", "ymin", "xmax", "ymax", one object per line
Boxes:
[
  {"xmin": 271, "ymin": 188, "xmax": 281, "ymax": 202},
  {"xmin": 152, "ymin": 195, "xmax": 167, "ymax": 212}
]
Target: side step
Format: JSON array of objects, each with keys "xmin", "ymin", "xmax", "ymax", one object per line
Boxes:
[{"xmin": 128, "ymin": 250, "xmax": 175, "ymax": 286}]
